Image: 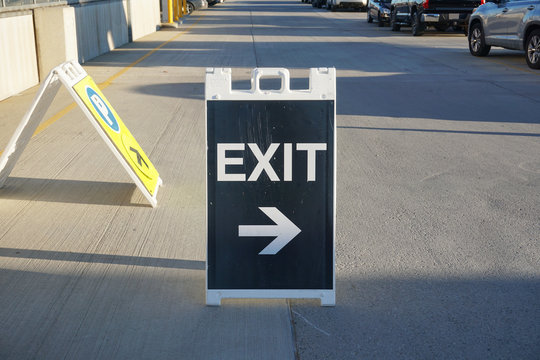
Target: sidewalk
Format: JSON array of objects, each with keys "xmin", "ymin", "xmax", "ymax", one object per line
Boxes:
[{"xmin": 0, "ymin": 10, "xmax": 295, "ymax": 360}]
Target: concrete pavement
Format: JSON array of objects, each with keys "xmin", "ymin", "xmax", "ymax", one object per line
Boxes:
[
  {"xmin": 1, "ymin": 0, "xmax": 539, "ymax": 359},
  {"xmin": 0, "ymin": 8, "xmax": 294, "ymax": 360}
]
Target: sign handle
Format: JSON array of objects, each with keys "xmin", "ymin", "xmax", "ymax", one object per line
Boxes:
[{"xmin": 252, "ymin": 68, "xmax": 291, "ymax": 94}]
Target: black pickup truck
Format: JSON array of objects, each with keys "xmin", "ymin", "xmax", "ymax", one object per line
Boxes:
[{"xmin": 390, "ymin": 0, "xmax": 484, "ymax": 35}]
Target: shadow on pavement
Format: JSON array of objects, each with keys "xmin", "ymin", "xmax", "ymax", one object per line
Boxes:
[
  {"xmin": 291, "ymin": 276, "xmax": 540, "ymax": 359},
  {"xmin": 0, "ymin": 247, "xmax": 205, "ymax": 270},
  {"xmin": 337, "ymin": 126, "xmax": 540, "ymax": 137},
  {"xmin": 0, "ymin": 177, "xmax": 147, "ymax": 207},
  {"xmin": 0, "ymin": 268, "xmax": 293, "ymax": 360},
  {"xmin": 130, "ymin": 78, "xmax": 310, "ymax": 99},
  {"xmin": 128, "ymin": 74, "xmax": 540, "ymax": 124}
]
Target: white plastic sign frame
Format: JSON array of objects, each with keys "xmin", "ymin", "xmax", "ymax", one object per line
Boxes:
[
  {"xmin": 0, "ymin": 60, "xmax": 162, "ymax": 207},
  {"xmin": 205, "ymin": 67, "xmax": 336, "ymax": 306}
]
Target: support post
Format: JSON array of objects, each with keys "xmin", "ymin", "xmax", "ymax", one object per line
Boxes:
[
  {"xmin": 168, "ymin": 0, "xmax": 174, "ymax": 23},
  {"xmin": 173, "ymin": 0, "xmax": 179, "ymax": 21}
]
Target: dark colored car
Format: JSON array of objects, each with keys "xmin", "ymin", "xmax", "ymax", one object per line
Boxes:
[
  {"xmin": 367, "ymin": 0, "xmax": 392, "ymax": 26},
  {"xmin": 390, "ymin": 0, "xmax": 483, "ymax": 35},
  {"xmin": 313, "ymin": 0, "xmax": 328, "ymax": 8}
]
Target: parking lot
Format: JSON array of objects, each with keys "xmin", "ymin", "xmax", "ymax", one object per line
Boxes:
[{"xmin": 1, "ymin": 0, "xmax": 539, "ymax": 359}]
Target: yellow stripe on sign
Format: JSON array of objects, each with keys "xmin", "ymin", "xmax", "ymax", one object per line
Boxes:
[{"xmin": 73, "ymin": 76, "xmax": 160, "ymax": 195}]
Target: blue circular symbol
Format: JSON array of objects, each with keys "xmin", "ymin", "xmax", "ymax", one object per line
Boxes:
[{"xmin": 86, "ymin": 86, "xmax": 120, "ymax": 133}]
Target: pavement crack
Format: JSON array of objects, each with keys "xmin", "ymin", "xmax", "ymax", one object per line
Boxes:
[
  {"xmin": 291, "ymin": 309, "xmax": 331, "ymax": 337},
  {"xmin": 485, "ymin": 79, "xmax": 540, "ymax": 105},
  {"xmin": 249, "ymin": 11, "xmax": 260, "ymax": 67},
  {"xmin": 287, "ymin": 300, "xmax": 301, "ymax": 360},
  {"xmin": 420, "ymin": 171, "xmax": 448, "ymax": 182}
]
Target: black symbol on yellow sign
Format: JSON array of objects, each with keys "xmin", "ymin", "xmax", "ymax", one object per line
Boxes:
[{"xmin": 130, "ymin": 147, "xmax": 149, "ymax": 169}]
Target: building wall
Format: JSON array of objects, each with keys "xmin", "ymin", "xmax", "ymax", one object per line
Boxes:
[
  {"xmin": 129, "ymin": 0, "xmax": 161, "ymax": 41},
  {"xmin": 0, "ymin": 13, "xmax": 39, "ymax": 101},
  {"xmin": 0, "ymin": 0, "xmax": 161, "ymax": 101},
  {"xmin": 34, "ymin": 6, "xmax": 79, "ymax": 81},
  {"xmin": 74, "ymin": 0, "xmax": 129, "ymax": 63}
]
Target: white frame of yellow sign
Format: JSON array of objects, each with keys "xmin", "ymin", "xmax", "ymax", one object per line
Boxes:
[{"xmin": 0, "ymin": 60, "xmax": 162, "ymax": 207}]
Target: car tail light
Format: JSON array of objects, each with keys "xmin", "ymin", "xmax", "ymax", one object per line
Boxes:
[
  {"xmin": 480, "ymin": 0, "xmax": 485, "ymax": 4},
  {"xmin": 423, "ymin": 0, "xmax": 429, "ymax": 9}
]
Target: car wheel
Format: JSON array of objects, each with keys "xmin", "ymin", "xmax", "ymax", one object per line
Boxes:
[
  {"xmin": 186, "ymin": 1, "xmax": 194, "ymax": 13},
  {"xmin": 411, "ymin": 9, "xmax": 424, "ymax": 36},
  {"xmin": 390, "ymin": 9, "xmax": 400, "ymax": 31},
  {"xmin": 526, "ymin": 29, "xmax": 540, "ymax": 69},
  {"xmin": 468, "ymin": 22, "xmax": 490, "ymax": 57},
  {"xmin": 367, "ymin": 11, "xmax": 373, "ymax": 23}
]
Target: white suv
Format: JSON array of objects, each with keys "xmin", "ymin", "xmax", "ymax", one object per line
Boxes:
[
  {"xmin": 468, "ymin": 0, "xmax": 540, "ymax": 69},
  {"xmin": 327, "ymin": 0, "xmax": 368, "ymax": 11}
]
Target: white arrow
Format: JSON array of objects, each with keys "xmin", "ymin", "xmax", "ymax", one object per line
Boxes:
[{"xmin": 238, "ymin": 207, "xmax": 301, "ymax": 255}]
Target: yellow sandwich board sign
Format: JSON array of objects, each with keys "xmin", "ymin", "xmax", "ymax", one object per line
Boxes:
[
  {"xmin": 72, "ymin": 76, "xmax": 160, "ymax": 196},
  {"xmin": 0, "ymin": 60, "xmax": 162, "ymax": 207}
]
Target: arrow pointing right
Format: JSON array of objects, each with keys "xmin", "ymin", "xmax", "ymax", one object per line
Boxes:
[{"xmin": 238, "ymin": 207, "xmax": 301, "ymax": 255}]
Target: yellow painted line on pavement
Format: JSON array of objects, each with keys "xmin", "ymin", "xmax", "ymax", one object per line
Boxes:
[
  {"xmin": 0, "ymin": 14, "xmax": 206, "ymax": 158},
  {"xmin": 98, "ymin": 15, "xmax": 206, "ymax": 88},
  {"xmin": 34, "ymin": 103, "xmax": 79, "ymax": 137}
]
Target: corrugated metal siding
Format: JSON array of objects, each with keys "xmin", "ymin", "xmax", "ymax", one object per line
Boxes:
[{"xmin": 0, "ymin": 14, "xmax": 39, "ymax": 101}]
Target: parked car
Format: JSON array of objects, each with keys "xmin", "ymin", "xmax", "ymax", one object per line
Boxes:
[
  {"xmin": 390, "ymin": 0, "xmax": 482, "ymax": 35},
  {"xmin": 313, "ymin": 0, "xmax": 328, "ymax": 8},
  {"xmin": 367, "ymin": 0, "xmax": 392, "ymax": 26},
  {"xmin": 469, "ymin": 0, "xmax": 540, "ymax": 68},
  {"xmin": 188, "ymin": 0, "xmax": 208, "ymax": 13},
  {"xmin": 327, "ymin": 0, "xmax": 368, "ymax": 11}
]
